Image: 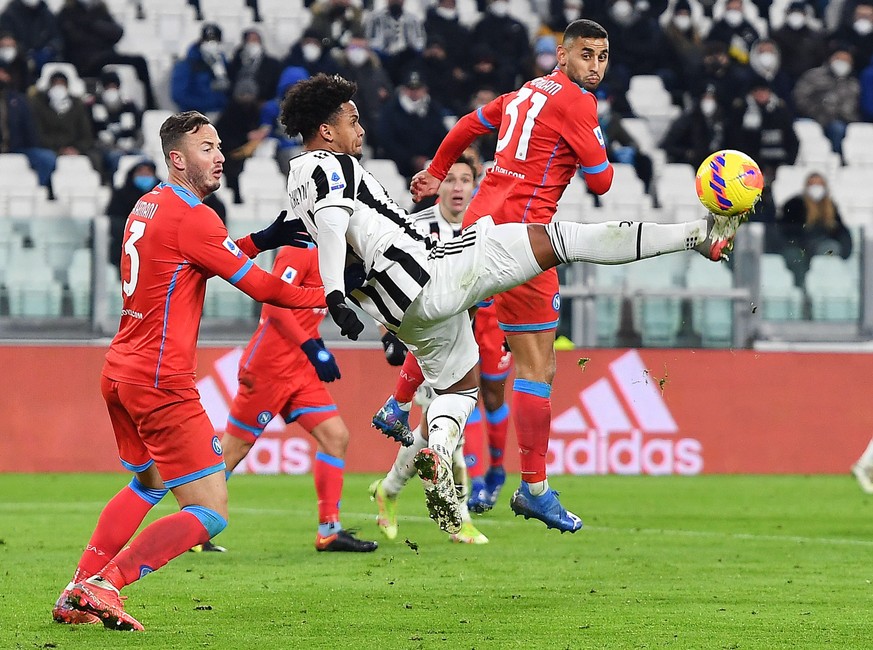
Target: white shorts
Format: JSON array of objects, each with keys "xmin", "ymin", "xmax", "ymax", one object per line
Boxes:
[{"xmin": 396, "ymin": 217, "xmax": 541, "ymax": 390}]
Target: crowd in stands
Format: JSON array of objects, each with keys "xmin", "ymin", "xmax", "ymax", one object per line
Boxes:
[{"xmin": 0, "ymin": 0, "xmax": 872, "ymax": 286}]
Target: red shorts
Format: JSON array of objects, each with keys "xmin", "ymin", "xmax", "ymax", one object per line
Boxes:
[
  {"xmin": 493, "ymin": 267, "xmax": 561, "ymax": 333},
  {"xmin": 474, "ymin": 303, "xmax": 512, "ymax": 380},
  {"xmin": 101, "ymin": 374, "xmax": 225, "ymax": 488},
  {"xmin": 226, "ymin": 365, "xmax": 337, "ymax": 444}
]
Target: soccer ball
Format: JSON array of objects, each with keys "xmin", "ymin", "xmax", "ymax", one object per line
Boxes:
[{"xmin": 695, "ymin": 150, "xmax": 764, "ymax": 217}]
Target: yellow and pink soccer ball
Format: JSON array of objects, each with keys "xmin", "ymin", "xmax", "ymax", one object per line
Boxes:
[{"xmin": 695, "ymin": 149, "xmax": 764, "ymax": 217}]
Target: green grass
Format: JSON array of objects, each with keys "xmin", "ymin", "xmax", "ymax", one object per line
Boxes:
[{"xmin": 2, "ymin": 473, "xmax": 873, "ymax": 649}]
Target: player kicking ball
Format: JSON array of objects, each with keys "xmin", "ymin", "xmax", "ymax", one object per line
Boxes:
[{"xmin": 280, "ymin": 73, "xmax": 745, "ymax": 536}]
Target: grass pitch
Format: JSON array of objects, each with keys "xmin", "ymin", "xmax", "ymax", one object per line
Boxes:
[{"xmin": 1, "ymin": 473, "xmax": 872, "ymax": 649}]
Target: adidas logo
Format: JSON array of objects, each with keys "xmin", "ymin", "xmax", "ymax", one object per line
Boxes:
[
  {"xmin": 548, "ymin": 350, "xmax": 703, "ymax": 476},
  {"xmin": 197, "ymin": 348, "xmax": 312, "ymax": 475}
]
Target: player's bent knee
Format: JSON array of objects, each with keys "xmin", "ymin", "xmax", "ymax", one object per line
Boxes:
[{"xmin": 182, "ymin": 504, "xmax": 228, "ymax": 537}]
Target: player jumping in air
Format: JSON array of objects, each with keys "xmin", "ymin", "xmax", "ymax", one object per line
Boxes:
[
  {"xmin": 52, "ymin": 111, "xmax": 323, "ymax": 631},
  {"xmin": 279, "ymin": 72, "xmax": 744, "ymax": 536}
]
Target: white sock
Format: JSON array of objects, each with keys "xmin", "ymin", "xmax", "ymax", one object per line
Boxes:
[
  {"xmin": 859, "ymin": 438, "xmax": 873, "ymax": 467},
  {"xmin": 525, "ymin": 479, "xmax": 550, "ymax": 496},
  {"xmin": 452, "ymin": 436, "xmax": 472, "ymax": 523},
  {"xmin": 426, "ymin": 389, "xmax": 478, "ymax": 464},
  {"xmin": 382, "ymin": 426, "xmax": 427, "ymax": 496},
  {"xmin": 546, "ymin": 219, "xmax": 708, "ymax": 264}
]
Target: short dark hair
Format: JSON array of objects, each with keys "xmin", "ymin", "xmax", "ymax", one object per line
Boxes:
[
  {"xmin": 280, "ymin": 73, "xmax": 357, "ymax": 142},
  {"xmin": 159, "ymin": 111, "xmax": 212, "ymax": 159},
  {"xmin": 563, "ymin": 19, "xmax": 608, "ymax": 44},
  {"xmin": 453, "ymin": 154, "xmax": 477, "ymax": 177}
]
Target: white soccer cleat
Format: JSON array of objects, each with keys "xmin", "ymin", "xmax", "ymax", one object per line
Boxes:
[
  {"xmin": 852, "ymin": 462, "xmax": 873, "ymax": 494},
  {"xmin": 696, "ymin": 212, "xmax": 749, "ymax": 262},
  {"xmin": 414, "ymin": 448, "xmax": 462, "ymax": 534}
]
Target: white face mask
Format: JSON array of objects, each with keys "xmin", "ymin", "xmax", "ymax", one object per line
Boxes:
[
  {"xmin": 200, "ymin": 40, "xmax": 221, "ymax": 58},
  {"xmin": 806, "ymin": 184, "xmax": 826, "ymax": 202},
  {"xmin": 399, "ymin": 92, "xmax": 429, "ymax": 116},
  {"xmin": 673, "ymin": 14, "xmax": 691, "ymax": 31},
  {"xmin": 346, "ymin": 46, "xmax": 369, "ymax": 67},
  {"xmin": 244, "ymin": 42, "xmax": 263, "ymax": 59},
  {"xmin": 724, "ymin": 9, "xmax": 743, "ymax": 27},
  {"xmin": 21, "ymin": 0, "xmax": 41, "ymax": 6},
  {"xmin": 47, "ymin": 85, "xmax": 68, "ymax": 102},
  {"xmin": 0, "ymin": 46, "xmax": 16, "ymax": 63},
  {"xmin": 302, "ymin": 43, "xmax": 321, "ymax": 62},
  {"xmin": 103, "ymin": 87, "xmax": 121, "ymax": 108},
  {"xmin": 611, "ymin": 0, "xmax": 633, "ymax": 20},
  {"xmin": 489, "ymin": 0, "xmax": 509, "ymax": 17},
  {"xmin": 785, "ymin": 12, "xmax": 805, "ymax": 29},
  {"xmin": 757, "ymin": 51, "xmax": 778, "ymax": 70},
  {"xmin": 564, "ymin": 8, "xmax": 580, "ymax": 23},
  {"xmin": 536, "ymin": 53, "xmax": 557, "ymax": 70},
  {"xmin": 854, "ymin": 18, "xmax": 873, "ymax": 35},
  {"xmin": 830, "ymin": 59, "xmax": 852, "ymax": 78},
  {"xmin": 700, "ymin": 97, "xmax": 717, "ymax": 116},
  {"xmin": 435, "ymin": 6, "xmax": 457, "ymax": 20}
]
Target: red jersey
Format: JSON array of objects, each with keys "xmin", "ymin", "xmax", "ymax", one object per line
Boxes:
[
  {"xmin": 238, "ymin": 245, "xmax": 328, "ymax": 382},
  {"xmin": 104, "ymin": 183, "xmax": 323, "ymax": 389},
  {"xmin": 428, "ymin": 69, "xmax": 613, "ymax": 225}
]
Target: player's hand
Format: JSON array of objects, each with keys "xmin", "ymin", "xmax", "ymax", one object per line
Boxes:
[
  {"xmin": 381, "ymin": 331, "xmax": 407, "ymax": 366},
  {"xmin": 326, "ymin": 290, "xmax": 365, "ymax": 340},
  {"xmin": 250, "ymin": 210, "xmax": 312, "ymax": 251},
  {"xmin": 410, "ymin": 169, "xmax": 440, "ymax": 203},
  {"xmin": 300, "ymin": 338, "xmax": 341, "ymax": 382}
]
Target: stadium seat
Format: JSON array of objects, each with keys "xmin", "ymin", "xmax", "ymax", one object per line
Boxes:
[
  {"xmin": 0, "ymin": 154, "xmax": 47, "ymax": 218},
  {"xmin": 35, "ymin": 62, "xmax": 86, "ymax": 97},
  {"xmin": 238, "ymin": 158, "xmax": 288, "ymax": 220},
  {"xmin": 686, "ymin": 255, "xmax": 734, "ymax": 347},
  {"xmin": 5, "ymin": 247, "xmax": 63, "ymax": 317},
  {"xmin": 654, "ymin": 162, "xmax": 699, "ymax": 222},
  {"xmin": 793, "ymin": 119, "xmax": 840, "ymax": 173},
  {"xmin": 29, "ymin": 216, "xmax": 91, "ymax": 275},
  {"xmin": 625, "ymin": 254, "xmax": 686, "ymax": 347},
  {"xmin": 597, "ymin": 163, "xmax": 651, "ymax": 219},
  {"xmin": 842, "ymin": 123, "xmax": 873, "ymax": 168},
  {"xmin": 555, "ymin": 173, "xmax": 594, "ymax": 220},
  {"xmin": 593, "ymin": 264, "xmax": 628, "ymax": 347},
  {"xmin": 771, "ymin": 164, "xmax": 819, "ymax": 208},
  {"xmin": 105, "ymin": 265, "xmax": 124, "ymax": 321},
  {"xmin": 204, "ymin": 276, "xmax": 256, "ymax": 319},
  {"xmin": 804, "ymin": 255, "xmax": 859, "ymax": 321},
  {"xmin": 141, "ymin": 110, "xmax": 174, "ymax": 171},
  {"xmin": 831, "ymin": 166, "xmax": 873, "ymax": 229},
  {"xmin": 67, "ymin": 247, "xmax": 93, "ymax": 318},
  {"xmin": 51, "ymin": 157, "xmax": 107, "ymax": 219},
  {"xmin": 101, "ymin": 63, "xmax": 146, "ymax": 110},
  {"xmin": 626, "ymin": 75, "xmax": 681, "ymax": 143},
  {"xmin": 363, "ymin": 159, "xmax": 412, "ymax": 211},
  {"xmin": 759, "ymin": 253, "xmax": 804, "ymax": 321}
]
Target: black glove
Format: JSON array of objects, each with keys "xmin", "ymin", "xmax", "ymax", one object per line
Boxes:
[
  {"xmin": 300, "ymin": 338, "xmax": 341, "ymax": 382},
  {"xmin": 381, "ymin": 331, "xmax": 407, "ymax": 366},
  {"xmin": 344, "ymin": 263, "xmax": 367, "ymax": 293},
  {"xmin": 250, "ymin": 210, "xmax": 312, "ymax": 251},
  {"xmin": 326, "ymin": 290, "xmax": 364, "ymax": 340}
]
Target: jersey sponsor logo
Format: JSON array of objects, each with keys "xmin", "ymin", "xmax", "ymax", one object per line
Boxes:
[
  {"xmin": 222, "ymin": 237, "xmax": 244, "ymax": 258},
  {"xmin": 593, "ymin": 125, "xmax": 605, "ymax": 148},
  {"xmin": 491, "ymin": 163, "xmax": 526, "ymax": 180},
  {"xmin": 329, "ymin": 170, "xmax": 345, "ymax": 192},
  {"xmin": 281, "ymin": 266, "xmax": 298, "ymax": 284},
  {"xmin": 257, "ymin": 410, "xmax": 273, "ymax": 426},
  {"xmin": 548, "ymin": 350, "xmax": 703, "ymax": 476},
  {"xmin": 212, "ymin": 435, "xmax": 223, "ymax": 455},
  {"xmin": 552, "ymin": 292, "xmax": 561, "ymax": 312},
  {"xmin": 121, "ymin": 308, "xmax": 144, "ymax": 320}
]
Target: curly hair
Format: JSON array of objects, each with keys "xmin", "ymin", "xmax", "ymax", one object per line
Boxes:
[{"xmin": 280, "ymin": 74, "xmax": 358, "ymax": 142}]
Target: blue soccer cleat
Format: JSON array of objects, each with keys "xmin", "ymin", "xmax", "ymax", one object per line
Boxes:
[
  {"xmin": 509, "ymin": 482, "xmax": 583, "ymax": 533},
  {"xmin": 483, "ymin": 466, "xmax": 506, "ymax": 506},
  {"xmin": 467, "ymin": 477, "xmax": 491, "ymax": 513},
  {"xmin": 372, "ymin": 396, "xmax": 413, "ymax": 446}
]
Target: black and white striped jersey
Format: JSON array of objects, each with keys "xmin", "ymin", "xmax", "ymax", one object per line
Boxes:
[
  {"xmin": 286, "ymin": 150, "xmax": 436, "ymax": 329},
  {"xmin": 410, "ymin": 205, "xmax": 462, "ymax": 242}
]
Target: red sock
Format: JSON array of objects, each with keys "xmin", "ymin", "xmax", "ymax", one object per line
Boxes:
[
  {"xmin": 513, "ymin": 380, "xmax": 552, "ymax": 483},
  {"xmin": 100, "ymin": 510, "xmax": 211, "ymax": 590},
  {"xmin": 72, "ymin": 481, "xmax": 163, "ymax": 583},
  {"xmin": 394, "ymin": 354, "xmax": 424, "ymax": 404},
  {"xmin": 314, "ymin": 451, "xmax": 344, "ymax": 524},
  {"xmin": 463, "ymin": 408, "xmax": 485, "ymax": 480},
  {"xmin": 485, "ymin": 403, "xmax": 510, "ymax": 468}
]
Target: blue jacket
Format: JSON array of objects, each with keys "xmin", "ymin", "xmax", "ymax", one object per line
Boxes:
[
  {"xmin": 861, "ymin": 55, "xmax": 873, "ymax": 122},
  {"xmin": 0, "ymin": 89, "xmax": 40, "ymax": 152},
  {"xmin": 171, "ymin": 44, "xmax": 229, "ymax": 113}
]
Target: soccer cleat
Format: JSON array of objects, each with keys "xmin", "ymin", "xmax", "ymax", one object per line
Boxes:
[
  {"xmin": 696, "ymin": 212, "xmax": 749, "ymax": 262},
  {"xmin": 483, "ymin": 465, "xmax": 507, "ymax": 506},
  {"xmin": 53, "ymin": 582, "xmax": 99, "ymax": 625},
  {"xmin": 369, "ymin": 478, "xmax": 399, "ymax": 540},
  {"xmin": 509, "ymin": 483, "xmax": 583, "ymax": 533},
  {"xmin": 450, "ymin": 521, "xmax": 489, "ymax": 544},
  {"xmin": 852, "ymin": 462, "xmax": 873, "ymax": 494},
  {"xmin": 414, "ymin": 448, "xmax": 462, "ymax": 535},
  {"xmin": 189, "ymin": 540, "xmax": 227, "ymax": 553},
  {"xmin": 467, "ymin": 478, "xmax": 492, "ymax": 513},
  {"xmin": 65, "ymin": 576, "xmax": 144, "ymax": 631},
  {"xmin": 315, "ymin": 529, "xmax": 378, "ymax": 552},
  {"xmin": 372, "ymin": 396, "xmax": 414, "ymax": 446}
]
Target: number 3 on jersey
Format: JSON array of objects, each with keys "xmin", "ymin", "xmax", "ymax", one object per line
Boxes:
[
  {"xmin": 122, "ymin": 220, "xmax": 146, "ymax": 297},
  {"xmin": 495, "ymin": 87, "xmax": 548, "ymax": 161}
]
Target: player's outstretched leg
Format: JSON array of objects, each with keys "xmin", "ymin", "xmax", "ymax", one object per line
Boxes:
[
  {"xmin": 65, "ymin": 575, "xmax": 144, "ymax": 631},
  {"xmin": 372, "ymin": 396, "xmax": 414, "ymax": 446},
  {"xmin": 509, "ymin": 483, "xmax": 583, "ymax": 533},
  {"xmin": 369, "ymin": 478, "xmax": 399, "ymax": 540},
  {"xmin": 414, "ymin": 448, "xmax": 462, "ymax": 534}
]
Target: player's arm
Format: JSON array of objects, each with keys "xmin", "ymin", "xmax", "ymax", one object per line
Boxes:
[
  {"xmin": 564, "ymin": 93, "xmax": 614, "ymax": 196},
  {"xmin": 233, "ymin": 210, "xmax": 312, "ymax": 258},
  {"xmin": 410, "ymin": 95, "xmax": 506, "ymax": 201},
  {"xmin": 181, "ymin": 205, "xmax": 325, "ymax": 309}
]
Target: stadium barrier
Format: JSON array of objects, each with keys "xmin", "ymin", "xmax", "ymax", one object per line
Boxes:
[{"xmin": 2, "ymin": 346, "xmax": 870, "ymax": 475}]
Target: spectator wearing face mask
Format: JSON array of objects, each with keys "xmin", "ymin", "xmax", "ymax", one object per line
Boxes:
[
  {"xmin": 214, "ymin": 79, "xmax": 262, "ymax": 204},
  {"xmin": 285, "ymin": 28, "xmax": 342, "ymax": 78},
  {"xmin": 471, "ymin": 0, "xmax": 531, "ymax": 93},
  {"xmin": 661, "ymin": 85, "xmax": 729, "ymax": 167},
  {"xmin": 309, "ymin": 0, "xmax": 364, "ymax": 54},
  {"xmin": 365, "ymin": 0, "xmax": 426, "ymax": 85},
  {"xmin": 228, "ymin": 28, "xmax": 282, "ymax": 105},
  {"xmin": 29, "ymin": 70, "xmax": 94, "ymax": 158},
  {"xmin": 335, "ymin": 32, "xmax": 393, "ymax": 150},
  {"xmin": 776, "ymin": 172, "xmax": 852, "ymax": 284},
  {"xmin": 793, "ymin": 45, "xmax": 860, "ymax": 157},
  {"xmin": 861, "ymin": 52, "xmax": 873, "ymax": 121},
  {"xmin": 171, "ymin": 23, "xmax": 230, "ymax": 115},
  {"xmin": 529, "ymin": 35, "xmax": 559, "ymax": 79},
  {"xmin": 0, "ymin": 0, "xmax": 63, "ymax": 75},
  {"xmin": 377, "ymin": 69, "xmax": 449, "ymax": 180},
  {"xmin": 660, "ymin": 0, "xmax": 705, "ymax": 103},
  {"xmin": 829, "ymin": 1, "xmax": 873, "ymax": 74},
  {"xmin": 706, "ymin": 0, "xmax": 761, "ymax": 65},
  {"xmin": 772, "ymin": 1, "xmax": 828, "ymax": 88},
  {"xmin": 418, "ymin": 35, "xmax": 465, "ymax": 115},
  {"xmin": 248, "ymin": 66, "xmax": 310, "ymax": 176},
  {"xmin": 88, "ymin": 69, "xmax": 143, "ymax": 181},
  {"xmin": 747, "ymin": 39, "xmax": 794, "ymax": 109},
  {"xmin": 424, "ymin": 0, "xmax": 471, "ymax": 72},
  {"xmin": 58, "ymin": 0, "xmax": 157, "ymax": 110},
  {"xmin": 0, "ymin": 31, "xmax": 29, "ymax": 92}
]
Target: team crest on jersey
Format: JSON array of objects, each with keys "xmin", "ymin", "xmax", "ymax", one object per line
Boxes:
[
  {"xmin": 212, "ymin": 435, "xmax": 223, "ymax": 455},
  {"xmin": 222, "ymin": 237, "xmax": 243, "ymax": 259},
  {"xmin": 552, "ymin": 292, "xmax": 561, "ymax": 312},
  {"xmin": 329, "ymin": 170, "xmax": 345, "ymax": 192},
  {"xmin": 593, "ymin": 125, "xmax": 605, "ymax": 148},
  {"xmin": 281, "ymin": 266, "xmax": 298, "ymax": 284},
  {"xmin": 257, "ymin": 410, "xmax": 273, "ymax": 426}
]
